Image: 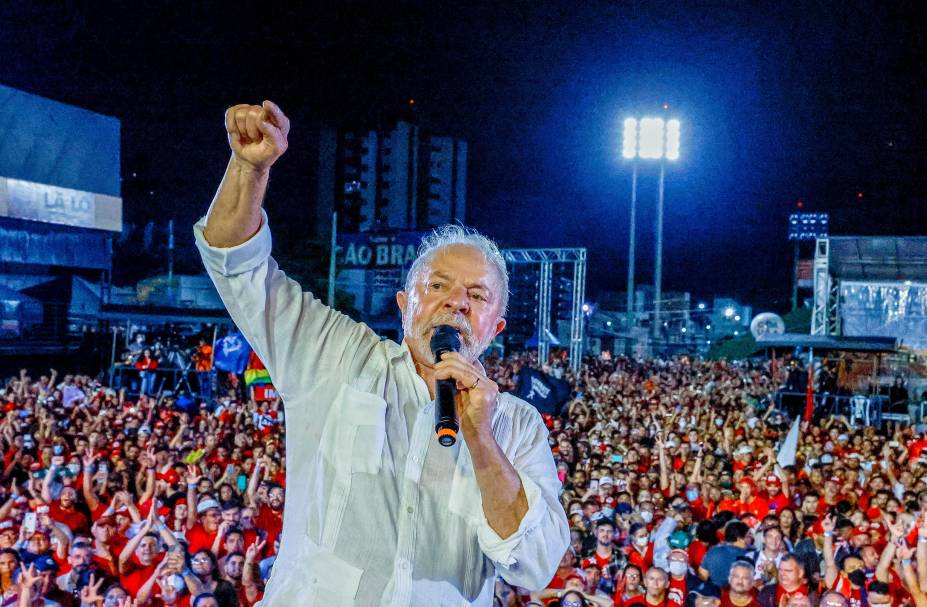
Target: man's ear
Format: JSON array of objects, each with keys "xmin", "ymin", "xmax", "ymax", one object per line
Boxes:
[
  {"xmin": 396, "ymin": 291, "xmax": 407, "ymax": 316},
  {"xmin": 493, "ymin": 317, "xmax": 506, "ymax": 338}
]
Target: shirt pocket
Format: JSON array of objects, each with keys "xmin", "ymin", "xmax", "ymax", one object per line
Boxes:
[
  {"xmin": 328, "ymin": 382, "xmax": 388, "ymax": 475},
  {"xmin": 311, "ymin": 547, "xmax": 364, "ymax": 605},
  {"xmin": 447, "ymin": 446, "xmax": 484, "ymax": 524}
]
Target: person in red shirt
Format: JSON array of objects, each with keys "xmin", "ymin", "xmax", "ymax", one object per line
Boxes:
[
  {"xmin": 88, "ymin": 516, "xmax": 119, "ymax": 578},
  {"xmin": 135, "ymin": 349, "xmax": 159, "ymax": 396},
  {"xmin": 253, "ymin": 485, "xmax": 284, "ymax": 555},
  {"xmin": 627, "ymin": 523, "xmax": 656, "ymax": 572},
  {"xmin": 643, "ymin": 567, "xmax": 670, "ymax": 607},
  {"xmin": 762, "ymin": 476, "xmax": 790, "ymax": 514},
  {"xmin": 118, "ymin": 531, "xmax": 161, "ymax": 598},
  {"xmin": 185, "ymin": 498, "xmax": 223, "ymax": 555},
  {"xmin": 735, "ymin": 478, "xmax": 769, "ymax": 520},
  {"xmin": 666, "ymin": 549, "xmax": 695, "ymax": 607},
  {"xmin": 722, "ymin": 561, "xmax": 761, "ymax": 607},
  {"xmin": 614, "ymin": 564, "xmax": 645, "ymax": 607},
  {"xmin": 46, "ymin": 486, "xmax": 89, "ymax": 536},
  {"xmin": 757, "ymin": 555, "xmax": 818, "ymax": 607}
]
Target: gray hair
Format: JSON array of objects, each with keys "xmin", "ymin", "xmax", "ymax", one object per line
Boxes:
[{"xmin": 404, "ymin": 224, "xmax": 509, "ymax": 316}]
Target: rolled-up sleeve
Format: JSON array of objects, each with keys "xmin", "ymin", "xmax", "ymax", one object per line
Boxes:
[
  {"xmin": 193, "ymin": 211, "xmax": 378, "ymax": 401},
  {"xmin": 478, "ymin": 406, "xmax": 569, "ymax": 590},
  {"xmin": 194, "ymin": 210, "xmax": 273, "ymax": 277}
]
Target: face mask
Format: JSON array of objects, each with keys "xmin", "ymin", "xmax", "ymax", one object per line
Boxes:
[
  {"xmin": 635, "ymin": 535, "xmax": 650, "ymax": 547},
  {"xmin": 67, "ymin": 464, "xmax": 81, "ymax": 476},
  {"xmin": 715, "ymin": 418, "xmax": 724, "ymax": 427},
  {"xmin": 640, "ymin": 511, "xmax": 654, "ymax": 524},
  {"xmin": 616, "ymin": 503, "xmax": 632, "ymax": 516},
  {"xmin": 669, "ymin": 562, "xmax": 688, "ymax": 577},
  {"xmin": 686, "ymin": 489, "xmax": 699, "ymax": 502},
  {"xmin": 602, "ymin": 506, "xmax": 615, "ymax": 518},
  {"xmin": 848, "ymin": 570, "xmax": 867, "ymax": 586}
]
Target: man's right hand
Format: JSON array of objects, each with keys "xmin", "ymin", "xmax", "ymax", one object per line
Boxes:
[{"xmin": 225, "ymin": 101, "xmax": 290, "ymax": 172}]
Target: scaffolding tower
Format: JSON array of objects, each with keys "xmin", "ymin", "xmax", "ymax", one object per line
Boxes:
[{"xmin": 502, "ymin": 248, "xmax": 587, "ymax": 371}]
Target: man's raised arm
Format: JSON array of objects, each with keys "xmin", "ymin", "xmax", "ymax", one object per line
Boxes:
[
  {"xmin": 202, "ymin": 101, "xmax": 288, "ymax": 249},
  {"xmin": 194, "ymin": 101, "xmax": 379, "ymax": 402}
]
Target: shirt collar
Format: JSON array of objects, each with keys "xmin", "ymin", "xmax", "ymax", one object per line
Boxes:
[{"xmin": 387, "ymin": 338, "xmax": 411, "ymax": 363}]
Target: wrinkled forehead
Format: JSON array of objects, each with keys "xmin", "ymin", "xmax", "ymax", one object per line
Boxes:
[{"xmin": 418, "ymin": 245, "xmax": 502, "ymax": 290}]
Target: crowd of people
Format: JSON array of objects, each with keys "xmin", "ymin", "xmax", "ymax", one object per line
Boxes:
[
  {"xmin": 0, "ymin": 366, "xmax": 283, "ymax": 607},
  {"xmin": 498, "ymin": 353, "xmax": 927, "ymax": 607},
  {"xmin": 0, "ymin": 350, "xmax": 924, "ymax": 607}
]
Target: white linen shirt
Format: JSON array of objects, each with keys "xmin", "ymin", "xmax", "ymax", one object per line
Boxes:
[{"xmin": 193, "ymin": 210, "xmax": 569, "ymax": 607}]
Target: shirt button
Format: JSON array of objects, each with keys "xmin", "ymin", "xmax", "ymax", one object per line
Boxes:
[
  {"xmin": 400, "ymin": 559, "xmax": 410, "ymax": 570},
  {"xmin": 407, "ymin": 506, "xmax": 414, "ymax": 514}
]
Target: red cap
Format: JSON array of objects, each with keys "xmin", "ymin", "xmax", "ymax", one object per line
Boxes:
[
  {"xmin": 157, "ymin": 470, "xmax": 180, "ymax": 485},
  {"xmin": 766, "ymin": 475, "xmax": 781, "ymax": 486},
  {"xmin": 739, "ymin": 477, "xmax": 755, "ymax": 488},
  {"xmin": 851, "ymin": 526, "xmax": 870, "ymax": 538},
  {"xmin": 827, "ymin": 476, "xmax": 841, "ymax": 484}
]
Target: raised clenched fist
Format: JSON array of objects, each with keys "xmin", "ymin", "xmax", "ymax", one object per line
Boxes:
[{"xmin": 225, "ymin": 101, "xmax": 290, "ymax": 171}]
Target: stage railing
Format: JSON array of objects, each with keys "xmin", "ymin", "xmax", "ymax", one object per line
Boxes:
[{"xmin": 108, "ymin": 365, "xmax": 213, "ymax": 399}]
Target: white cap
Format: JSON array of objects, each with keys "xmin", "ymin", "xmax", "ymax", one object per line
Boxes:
[{"xmin": 196, "ymin": 499, "xmax": 220, "ymax": 514}]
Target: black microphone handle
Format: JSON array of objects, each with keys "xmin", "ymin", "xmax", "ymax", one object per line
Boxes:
[{"xmin": 435, "ymin": 377, "xmax": 459, "ymax": 447}]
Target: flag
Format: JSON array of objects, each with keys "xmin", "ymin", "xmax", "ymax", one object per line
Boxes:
[
  {"xmin": 777, "ymin": 416, "xmax": 801, "ymax": 468},
  {"xmin": 244, "ymin": 351, "xmax": 272, "ymax": 387},
  {"xmin": 804, "ymin": 366, "xmax": 815, "ymax": 422},
  {"xmin": 513, "ymin": 368, "xmax": 572, "ymax": 415},
  {"xmin": 213, "ymin": 332, "xmax": 251, "ymax": 374}
]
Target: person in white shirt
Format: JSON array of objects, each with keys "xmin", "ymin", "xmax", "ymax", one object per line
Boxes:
[{"xmin": 194, "ymin": 100, "xmax": 569, "ymax": 606}]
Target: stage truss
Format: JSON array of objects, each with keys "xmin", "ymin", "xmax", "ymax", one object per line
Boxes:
[{"xmin": 502, "ymin": 248, "xmax": 587, "ymax": 371}]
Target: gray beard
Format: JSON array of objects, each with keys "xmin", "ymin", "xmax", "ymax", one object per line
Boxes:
[{"xmin": 403, "ymin": 310, "xmax": 491, "ymax": 363}]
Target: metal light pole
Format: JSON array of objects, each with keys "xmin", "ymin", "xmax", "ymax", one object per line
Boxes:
[
  {"xmin": 621, "ymin": 116, "xmax": 680, "ymax": 346},
  {"xmin": 626, "ymin": 163, "xmax": 638, "ymax": 340},
  {"xmin": 622, "ymin": 115, "xmax": 680, "ymax": 346},
  {"xmin": 653, "ymin": 161, "xmax": 664, "ymax": 338}
]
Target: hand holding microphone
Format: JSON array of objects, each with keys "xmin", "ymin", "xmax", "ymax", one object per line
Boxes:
[
  {"xmin": 430, "ymin": 325, "xmax": 499, "ymax": 447},
  {"xmin": 431, "ymin": 325, "xmax": 461, "ymax": 447}
]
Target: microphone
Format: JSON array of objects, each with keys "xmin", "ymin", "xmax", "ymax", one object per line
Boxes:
[{"xmin": 430, "ymin": 325, "xmax": 461, "ymax": 447}]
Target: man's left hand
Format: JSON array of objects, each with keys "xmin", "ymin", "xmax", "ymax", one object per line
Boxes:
[{"xmin": 433, "ymin": 352, "xmax": 498, "ymax": 440}]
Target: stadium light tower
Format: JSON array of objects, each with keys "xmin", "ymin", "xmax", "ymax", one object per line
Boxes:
[{"xmin": 622, "ymin": 115, "xmax": 680, "ymax": 339}]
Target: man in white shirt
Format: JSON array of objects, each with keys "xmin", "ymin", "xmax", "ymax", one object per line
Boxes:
[{"xmin": 194, "ymin": 101, "xmax": 569, "ymax": 606}]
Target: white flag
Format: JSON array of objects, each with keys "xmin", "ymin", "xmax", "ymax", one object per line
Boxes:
[{"xmin": 777, "ymin": 417, "xmax": 801, "ymax": 468}]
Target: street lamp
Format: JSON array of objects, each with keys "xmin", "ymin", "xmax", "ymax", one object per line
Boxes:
[{"xmin": 622, "ymin": 116, "xmax": 681, "ymax": 340}]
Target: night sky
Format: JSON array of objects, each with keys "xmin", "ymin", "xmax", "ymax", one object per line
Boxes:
[{"xmin": 1, "ymin": 1, "xmax": 925, "ymax": 311}]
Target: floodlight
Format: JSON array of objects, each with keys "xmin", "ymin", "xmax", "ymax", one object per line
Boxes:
[
  {"xmin": 639, "ymin": 118, "xmax": 665, "ymax": 159},
  {"xmin": 665, "ymin": 119, "xmax": 680, "ymax": 160},
  {"xmin": 622, "ymin": 118, "xmax": 638, "ymax": 159}
]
